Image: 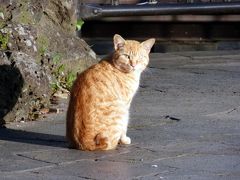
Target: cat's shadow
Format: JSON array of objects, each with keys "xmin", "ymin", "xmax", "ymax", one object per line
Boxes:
[{"xmin": 0, "ymin": 127, "xmax": 67, "ymax": 148}]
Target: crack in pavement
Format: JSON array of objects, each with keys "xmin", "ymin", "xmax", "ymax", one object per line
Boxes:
[
  {"xmin": 5, "ymin": 147, "xmax": 134, "ymax": 174},
  {"xmin": 16, "ymin": 153, "xmax": 56, "ymax": 165},
  {"xmin": 77, "ymin": 175, "xmax": 96, "ymax": 180}
]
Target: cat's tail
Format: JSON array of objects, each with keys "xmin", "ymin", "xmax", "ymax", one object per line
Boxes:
[
  {"xmin": 66, "ymin": 100, "xmax": 83, "ymax": 150},
  {"xmin": 94, "ymin": 133, "xmax": 109, "ymax": 150}
]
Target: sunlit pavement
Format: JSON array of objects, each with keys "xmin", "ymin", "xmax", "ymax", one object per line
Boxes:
[{"xmin": 1, "ymin": 51, "xmax": 240, "ymax": 180}]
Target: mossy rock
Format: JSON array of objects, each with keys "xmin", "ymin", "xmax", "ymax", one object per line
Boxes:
[{"xmin": 0, "ymin": 0, "xmax": 98, "ymax": 123}]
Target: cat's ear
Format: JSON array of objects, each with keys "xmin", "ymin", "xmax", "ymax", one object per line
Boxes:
[
  {"xmin": 113, "ymin": 34, "xmax": 125, "ymax": 50},
  {"xmin": 141, "ymin": 38, "xmax": 155, "ymax": 53}
]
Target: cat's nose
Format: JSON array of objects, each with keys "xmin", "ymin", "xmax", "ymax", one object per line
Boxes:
[{"xmin": 130, "ymin": 61, "xmax": 137, "ymax": 67}]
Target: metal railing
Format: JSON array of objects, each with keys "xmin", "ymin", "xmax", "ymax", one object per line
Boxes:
[{"xmin": 78, "ymin": 0, "xmax": 240, "ymax": 20}]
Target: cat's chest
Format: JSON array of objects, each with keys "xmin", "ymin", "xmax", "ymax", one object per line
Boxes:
[
  {"xmin": 131, "ymin": 80, "xmax": 140, "ymax": 94},
  {"xmin": 117, "ymin": 77, "xmax": 139, "ymax": 104}
]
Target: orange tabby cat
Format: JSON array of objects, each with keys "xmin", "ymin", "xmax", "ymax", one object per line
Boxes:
[{"xmin": 66, "ymin": 34, "xmax": 155, "ymax": 151}]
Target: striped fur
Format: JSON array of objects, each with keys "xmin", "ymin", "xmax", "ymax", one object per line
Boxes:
[{"xmin": 66, "ymin": 34, "xmax": 155, "ymax": 150}]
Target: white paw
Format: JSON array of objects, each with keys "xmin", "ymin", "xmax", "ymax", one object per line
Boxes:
[{"xmin": 121, "ymin": 136, "xmax": 131, "ymax": 145}]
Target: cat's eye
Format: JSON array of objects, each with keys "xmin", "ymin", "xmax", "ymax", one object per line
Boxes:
[{"xmin": 123, "ymin": 54, "xmax": 130, "ymax": 59}]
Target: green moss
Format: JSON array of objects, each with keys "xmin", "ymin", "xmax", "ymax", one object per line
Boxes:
[
  {"xmin": 0, "ymin": 18, "xmax": 4, "ymax": 27},
  {"xmin": 0, "ymin": 9, "xmax": 7, "ymax": 29},
  {"xmin": 17, "ymin": 0, "xmax": 34, "ymax": 25},
  {"xmin": 0, "ymin": 21, "xmax": 5, "ymax": 29},
  {"xmin": 50, "ymin": 52, "xmax": 77, "ymax": 92},
  {"xmin": 19, "ymin": 10, "xmax": 34, "ymax": 25},
  {"xmin": 36, "ymin": 35, "xmax": 49, "ymax": 56},
  {"xmin": 65, "ymin": 71, "xmax": 76, "ymax": 90},
  {"xmin": 0, "ymin": 32, "xmax": 9, "ymax": 50},
  {"xmin": 52, "ymin": 53, "xmax": 62, "ymax": 64},
  {"xmin": 76, "ymin": 19, "xmax": 84, "ymax": 31},
  {"xmin": 51, "ymin": 54, "xmax": 64, "ymax": 93},
  {"xmin": 50, "ymin": 81, "xmax": 61, "ymax": 93}
]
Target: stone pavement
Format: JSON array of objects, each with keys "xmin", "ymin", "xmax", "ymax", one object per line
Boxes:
[{"xmin": 1, "ymin": 51, "xmax": 240, "ymax": 180}]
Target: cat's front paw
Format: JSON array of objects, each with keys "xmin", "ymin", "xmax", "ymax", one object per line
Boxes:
[{"xmin": 120, "ymin": 136, "xmax": 131, "ymax": 145}]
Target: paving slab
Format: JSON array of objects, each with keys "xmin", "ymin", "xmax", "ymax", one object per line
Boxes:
[{"xmin": 1, "ymin": 51, "xmax": 240, "ymax": 180}]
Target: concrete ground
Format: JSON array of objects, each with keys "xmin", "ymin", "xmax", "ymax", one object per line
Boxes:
[{"xmin": 1, "ymin": 51, "xmax": 240, "ymax": 180}]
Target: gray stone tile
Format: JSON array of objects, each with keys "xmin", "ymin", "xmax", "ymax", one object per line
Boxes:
[{"xmin": 1, "ymin": 51, "xmax": 240, "ymax": 179}]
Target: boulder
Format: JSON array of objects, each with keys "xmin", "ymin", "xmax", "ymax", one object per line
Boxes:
[
  {"xmin": 0, "ymin": 52, "xmax": 50, "ymax": 122},
  {"xmin": 0, "ymin": 0, "xmax": 98, "ymax": 124}
]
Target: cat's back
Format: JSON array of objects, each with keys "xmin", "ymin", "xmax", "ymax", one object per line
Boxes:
[
  {"xmin": 71, "ymin": 59, "xmax": 116, "ymax": 96},
  {"xmin": 68, "ymin": 59, "xmax": 123, "ymax": 117},
  {"xmin": 66, "ymin": 60, "xmax": 113, "ymax": 147}
]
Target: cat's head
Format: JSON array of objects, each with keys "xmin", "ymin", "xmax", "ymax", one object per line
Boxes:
[{"xmin": 112, "ymin": 34, "xmax": 155, "ymax": 73}]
